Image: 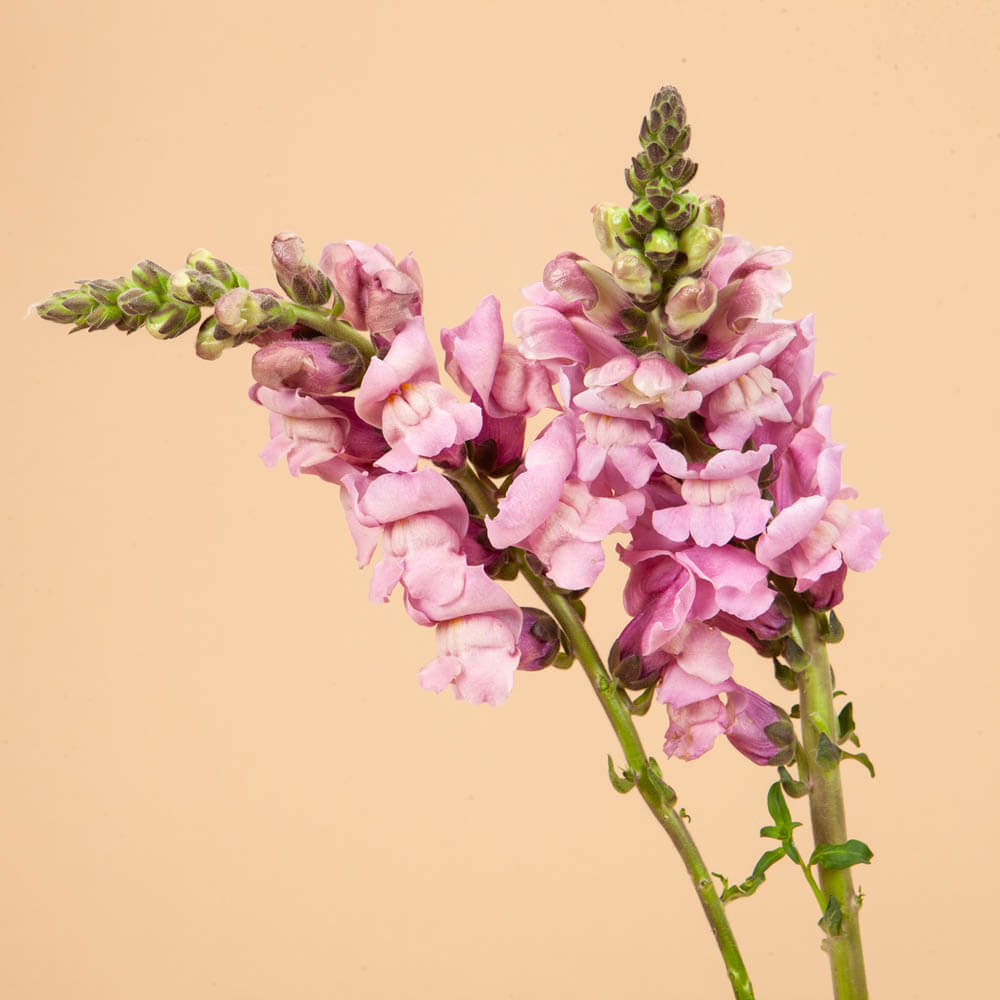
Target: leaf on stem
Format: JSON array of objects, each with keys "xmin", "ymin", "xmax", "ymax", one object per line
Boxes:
[
  {"xmin": 607, "ymin": 755, "xmax": 636, "ymax": 793},
  {"xmin": 715, "ymin": 847, "xmax": 787, "ymax": 903},
  {"xmin": 841, "ymin": 750, "xmax": 876, "ymax": 778},
  {"xmin": 816, "ymin": 732, "xmax": 842, "ymax": 770},
  {"xmin": 819, "ymin": 895, "xmax": 844, "ymax": 936},
  {"xmin": 808, "ymin": 840, "xmax": 874, "ymax": 870},
  {"xmin": 777, "ymin": 765, "xmax": 809, "ymax": 799}
]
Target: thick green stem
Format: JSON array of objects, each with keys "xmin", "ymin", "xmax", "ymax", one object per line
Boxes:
[
  {"xmin": 518, "ymin": 552, "xmax": 755, "ymax": 1000},
  {"xmin": 794, "ymin": 606, "xmax": 868, "ymax": 1000}
]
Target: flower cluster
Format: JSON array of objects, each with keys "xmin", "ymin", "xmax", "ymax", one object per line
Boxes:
[{"xmin": 248, "ymin": 231, "xmax": 886, "ymax": 763}]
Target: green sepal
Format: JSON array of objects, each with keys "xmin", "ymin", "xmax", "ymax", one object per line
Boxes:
[
  {"xmin": 552, "ymin": 652, "xmax": 574, "ymax": 670},
  {"xmin": 714, "ymin": 847, "xmax": 787, "ymax": 903},
  {"xmin": 816, "ymin": 732, "xmax": 842, "ymax": 770},
  {"xmin": 808, "ymin": 839, "xmax": 874, "ymax": 870},
  {"xmin": 837, "ymin": 701, "xmax": 858, "ymax": 746},
  {"xmin": 826, "ymin": 609, "xmax": 845, "ymax": 643},
  {"xmin": 782, "ymin": 635, "xmax": 811, "ymax": 670},
  {"xmin": 641, "ymin": 757, "xmax": 677, "ymax": 808},
  {"xmin": 607, "ymin": 755, "xmax": 636, "ymax": 794},
  {"xmin": 773, "ymin": 657, "xmax": 798, "ymax": 691},
  {"xmin": 819, "ymin": 895, "xmax": 844, "ymax": 936},
  {"xmin": 628, "ymin": 686, "xmax": 657, "ymax": 716},
  {"xmin": 777, "ymin": 765, "xmax": 809, "ymax": 799},
  {"xmin": 131, "ymin": 259, "xmax": 170, "ymax": 293},
  {"xmin": 841, "ymin": 750, "xmax": 876, "ymax": 778}
]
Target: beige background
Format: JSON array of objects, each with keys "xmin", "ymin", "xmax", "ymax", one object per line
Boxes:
[{"xmin": 3, "ymin": 0, "xmax": 998, "ymax": 996}]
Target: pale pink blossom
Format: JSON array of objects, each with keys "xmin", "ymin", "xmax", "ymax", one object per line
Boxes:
[
  {"xmin": 650, "ymin": 444, "xmax": 776, "ymax": 546},
  {"xmin": 355, "ymin": 317, "xmax": 482, "ymax": 472},
  {"xmin": 250, "ymin": 385, "xmax": 350, "ymax": 475},
  {"xmin": 318, "ymin": 240, "xmax": 423, "ymax": 344},
  {"xmin": 577, "ymin": 354, "xmax": 701, "ymax": 421}
]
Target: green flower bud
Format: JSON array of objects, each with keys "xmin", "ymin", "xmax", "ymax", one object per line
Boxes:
[
  {"xmin": 131, "ymin": 259, "xmax": 170, "ymax": 293},
  {"xmin": 34, "ymin": 289, "xmax": 91, "ymax": 323},
  {"xmin": 698, "ymin": 194, "xmax": 726, "ymax": 229},
  {"xmin": 145, "ymin": 301, "xmax": 201, "ymax": 340},
  {"xmin": 663, "ymin": 276, "xmax": 717, "ymax": 338},
  {"xmin": 624, "ymin": 151, "xmax": 652, "ymax": 196},
  {"xmin": 117, "ymin": 287, "xmax": 161, "ymax": 317},
  {"xmin": 194, "ymin": 315, "xmax": 232, "ymax": 360},
  {"xmin": 628, "ymin": 196, "xmax": 658, "ymax": 235},
  {"xmin": 675, "ymin": 223, "xmax": 723, "ymax": 276},
  {"xmin": 214, "ymin": 288, "xmax": 296, "ymax": 339},
  {"xmin": 83, "ymin": 303, "xmax": 122, "ymax": 331},
  {"xmin": 612, "ymin": 249, "xmax": 661, "ymax": 301},
  {"xmin": 592, "ymin": 202, "xmax": 637, "ymax": 257},
  {"xmin": 642, "ymin": 228, "xmax": 679, "ymax": 270},
  {"xmin": 662, "ymin": 153, "xmax": 698, "ymax": 188},
  {"xmin": 660, "ymin": 192, "xmax": 699, "ymax": 232},
  {"xmin": 644, "ymin": 175, "xmax": 676, "ymax": 211}
]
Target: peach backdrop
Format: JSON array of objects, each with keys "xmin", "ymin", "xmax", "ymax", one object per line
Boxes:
[{"xmin": 4, "ymin": 1, "xmax": 998, "ymax": 997}]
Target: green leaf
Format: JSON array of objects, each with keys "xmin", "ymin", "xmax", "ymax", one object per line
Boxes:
[
  {"xmin": 766, "ymin": 781, "xmax": 793, "ymax": 833},
  {"xmin": 629, "ymin": 686, "xmax": 656, "ymax": 716},
  {"xmin": 783, "ymin": 635, "xmax": 811, "ymax": 670},
  {"xmin": 772, "ymin": 657, "xmax": 798, "ymax": 691},
  {"xmin": 827, "ymin": 609, "xmax": 845, "ymax": 643},
  {"xmin": 607, "ymin": 755, "xmax": 636, "ymax": 794},
  {"xmin": 816, "ymin": 732, "xmax": 842, "ymax": 770},
  {"xmin": 759, "ymin": 824, "xmax": 784, "ymax": 841},
  {"xmin": 778, "ymin": 765, "xmax": 809, "ymax": 799},
  {"xmin": 819, "ymin": 895, "xmax": 844, "ymax": 936},
  {"xmin": 837, "ymin": 702, "xmax": 856, "ymax": 745},
  {"xmin": 717, "ymin": 847, "xmax": 787, "ymax": 902},
  {"xmin": 808, "ymin": 839, "xmax": 874, "ymax": 870},
  {"xmin": 842, "ymin": 751, "xmax": 876, "ymax": 778},
  {"xmin": 784, "ymin": 839, "xmax": 803, "ymax": 865}
]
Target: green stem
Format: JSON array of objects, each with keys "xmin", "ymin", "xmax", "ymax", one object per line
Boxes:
[
  {"xmin": 517, "ymin": 551, "xmax": 756, "ymax": 1000},
  {"xmin": 794, "ymin": 605, "xmax": 869, "ymax": 1000},
  {"xmin": 290, "ymin": 304, "xmax": 375, "ymax": 360}
]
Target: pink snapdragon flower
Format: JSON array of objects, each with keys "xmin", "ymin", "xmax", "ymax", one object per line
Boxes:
[
  {"xmin": 578, "ymin": 354, "xmax": 702, "ymax": 421},
  {"xmin": 355, "ymin": 317, "xmax": 482, "ymax": 472},
  {"xmin": 650, "ymin": 443, "xmax": 776, "ymax": 547},
  {"xmin": 485, "ymin": 415, "xmax": 632, "ymax": 589},
  {"xmin": 318, "ymin": 240, "xmax": 423, "ymax": 345}
]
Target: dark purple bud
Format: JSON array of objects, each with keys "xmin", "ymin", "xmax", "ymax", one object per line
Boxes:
[
  {"xmin": 251, "ymin": 339, "xmax": 364, "ymax": 395},
  {"xmin": 469, "ymin": 410, "xmax": 526, "ymax": 476},
  {"xmin": 609, "ymin": 615, "xmax": 667, "ymax": 690},
  {"xmin": 517, "ymin": 608, "xmax": 561, "ymax": 671}
]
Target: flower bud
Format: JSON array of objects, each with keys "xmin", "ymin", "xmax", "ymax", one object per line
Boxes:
[
  {"xmin": 117, "ymin": 286, "xmax": 161, "ymax": 316},
  {"xmin": 185, "ymin": 249, "xmax": 244, "ymax": 290},
  {"xmin": 145, "ymin": 301, "xmax": 202, "ymax": 340},
  {"xmin": 271, "ymin": 232, "xmax": 336, "ymax": 308},
  {"xmin": 643, "ymin": 228, "xmax": 679, "ymax": 270},
  {"xmin": 662, "ymin": 153, "xmax": 698, "ymax": 188},
  {"xmin": 698, "ymin": 194, "xmax": 726, "ymax": 229},
  {"xmin": 659, "ymin": 192, "xmax": 699, "ymax": 232},
  {"xmin": 663, "ymin": 276, "xmax": 718, "ymax": 339},
  {"xmin": 251, "ymin": 339, "xmax": 364, "ymax": 395},
  {"xmin": 131, "ymin": 259, "xmax": 170, "ymax": 293},
  {"xmin": 195, "ymin": 315, "xmax": 232, "ymax": 360},
  {"xmin": 517, "ymin": 608, "xmax": 561, "ymax": 671},
  {"xmin": 612, "ymin": 249, "xmax": 661, "ymax": 301},
  {"xmin": 608, "ymin": 631, "xmax": 663, "ymax": 690},
  {"xmin": 675, "ymin": 223, "xmax": 723, "ymax": 276},
  {"xmin": 592, "ymin": 203, "xmax": 639, "ymax": 257},
  {"xmin": 627, "ymin": 196, "xmax": 658, "ymax": 235},
  {"xmin": 33, "ymin": 289, "xmax": 91, "ymax": 324},
  {"xmin": 214, "ymin": 288, "xmax": 297, "ymax": 338}
]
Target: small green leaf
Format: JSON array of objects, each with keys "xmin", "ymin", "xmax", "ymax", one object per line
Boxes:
[
  {"xmin": 837, "ymin": 702, "xmax": 856, "ymax": 745},
  {"xmin": 784, "ymin": 839, "xmax": 803, "ymax": 865},
  {"xmin": 783, "ymin": 636, "xmax": 811, "ymax": 670},
  {"xmin": 816, "ymin": 732, "xmax": 842, "ymax": 770},
  {"xmin": 766, "ymin": 781, "xmax": 793, "ymax": 832},
  {"xmin": 808, "ymin": 840, "xmax": 874, "ymax": 870},
  {"xmin": 607, "ymin": 755, "xmax": 636, "ymax": 794},
  {"xmin": 759, "ymin": 824, "xmax": 783, "ymax": 841},
  {"xmin": 842, "ymin": 751, "xmax": 876, "ymax": 778},
  {"xmin": 778, "ymin": 765, "xmax": 809, "ymax": 798},
  {"xmin": 827, "ymin": 609, "xmax": 845, "ymax": 643},
  {"xmin": 629, "ymin": 686, "xmax": 656, "ymax": 716},
  {"xmin": 641, "ymin": 758, "xmax": 677, "ymax": 808},
  {"xmin": 717, "ymin": 847, "xmax": 787, "ymax": 902},
  {"xmin": 772, "ymin": 657, "xmax": 798, "ymax": 691},
  {"xmin": 819, "ymin": 895, "xmax": 844, "ymax": 936}
]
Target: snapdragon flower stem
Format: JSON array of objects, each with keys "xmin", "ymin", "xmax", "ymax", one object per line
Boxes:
[
  {"xmin": 516, "ymin": 552, "xmax": 756, "ymax": 1000},
  {"xmin": 794, "ymin": 606, "xmax": 869, "ymax": 1000},
  {"xmin": 289, "ymin": 305, "xmax": 376, "ymax": 360}
]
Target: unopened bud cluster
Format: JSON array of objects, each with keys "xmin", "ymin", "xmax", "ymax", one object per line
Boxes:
[{"xmin": 593, "ymin": 86, "xmax": 724, "ymax": 322}]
